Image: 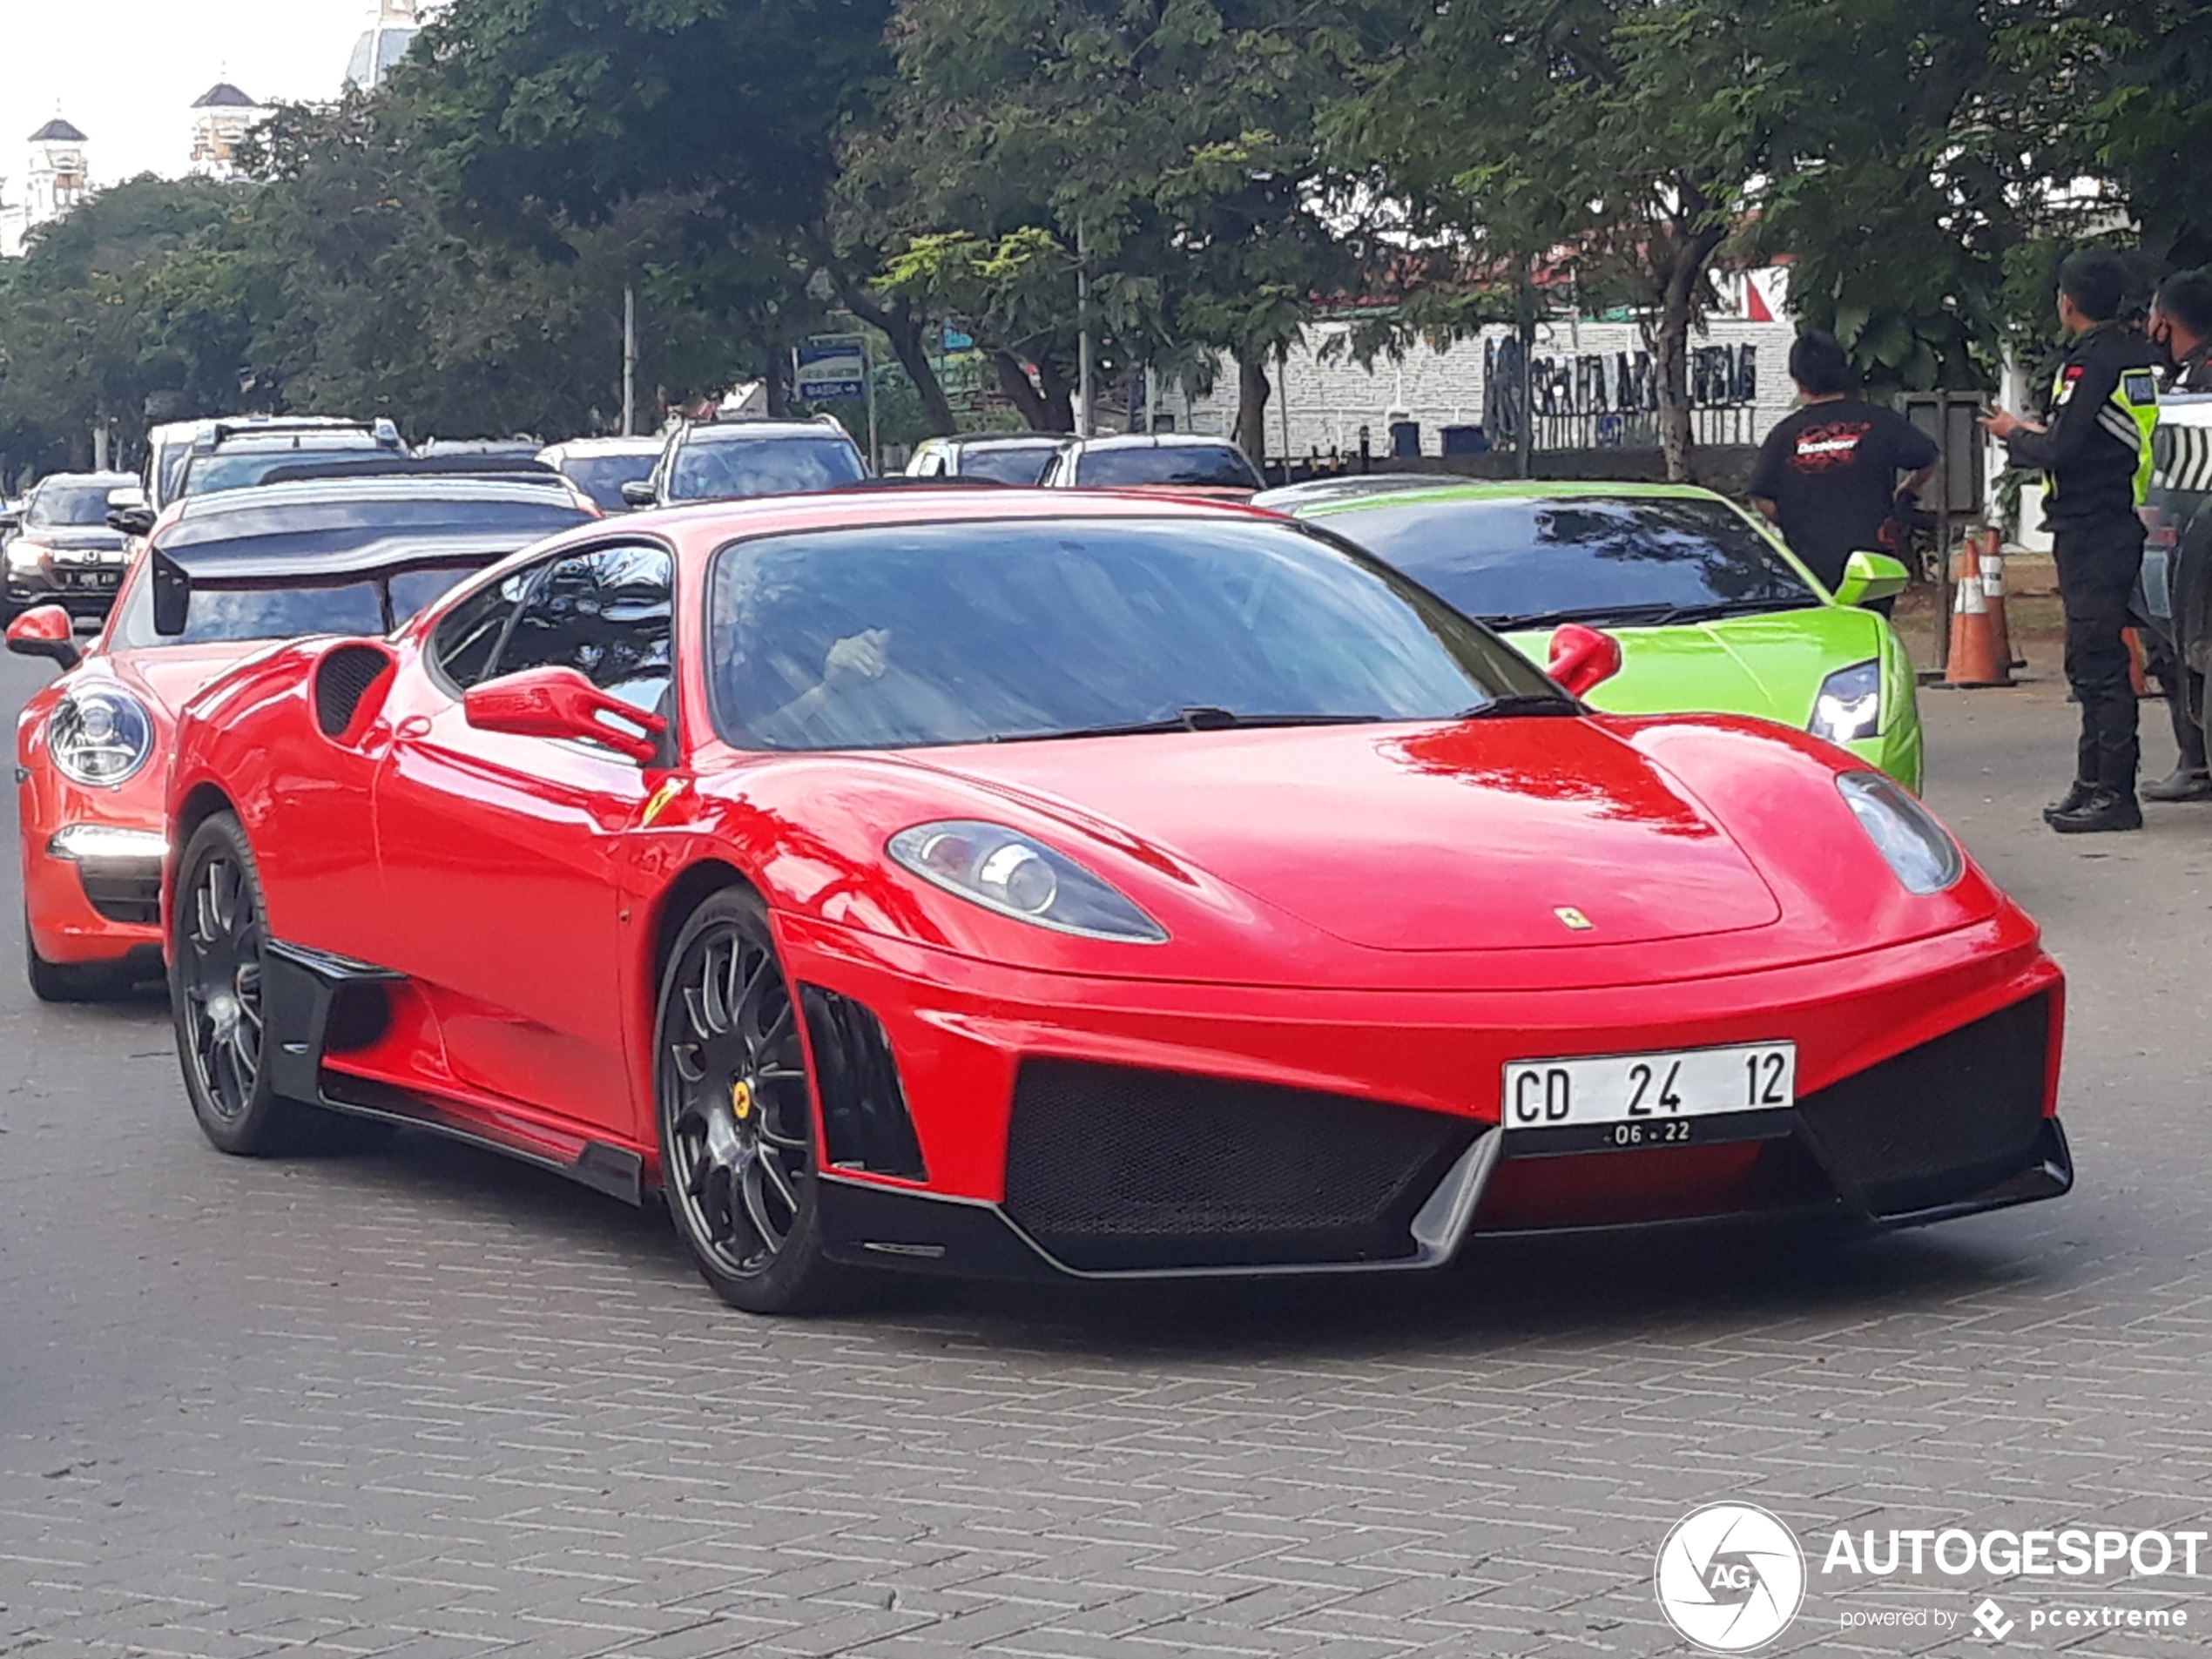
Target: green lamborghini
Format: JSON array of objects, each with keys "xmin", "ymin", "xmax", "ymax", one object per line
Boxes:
[{"xmin": 1269, "ymin": 481, "xmax": 1923, "ymax": 790}]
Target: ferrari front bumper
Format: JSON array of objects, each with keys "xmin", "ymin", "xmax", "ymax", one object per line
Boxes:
[{"xmin": 779, "ymin": 910, "xmax": 2068, "ymax": 1283}]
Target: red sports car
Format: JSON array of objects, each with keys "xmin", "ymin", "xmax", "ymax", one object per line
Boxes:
[
  {"xmin": 11, "ymin": 475, "xmax": 596, "ymax": 1000},
  {"xmin": 163, "ymin": 491, "xmax": 2069, "ymax": 1313}
]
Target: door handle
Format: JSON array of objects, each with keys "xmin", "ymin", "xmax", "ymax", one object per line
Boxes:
[{"xmin": 395, "ymin": 715, "xmax": 432, "ymax": 738}]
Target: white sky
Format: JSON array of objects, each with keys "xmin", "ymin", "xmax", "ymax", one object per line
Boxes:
[{"xmin": 0, "ymin": 2, "xmax": 381, "ymax": 194}]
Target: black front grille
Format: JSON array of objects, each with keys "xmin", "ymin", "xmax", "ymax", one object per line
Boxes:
[
  {"xmin": 1002, "ymin": 1060, "xmax": 1476, "ymax": 1271},
  {"xmin": 314, "ymin": 644, "xmax": 392, "ymax": 738},
  {"xmin": 78, "ymin": 867, "xmax": 161, "ymax": 926},
  {"xmin": 1796, "ymin": 993, "xmax": 2052, "ymax": 1217}
]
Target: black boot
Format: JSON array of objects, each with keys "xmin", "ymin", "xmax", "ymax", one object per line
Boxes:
[
  {"xmin": 2042, "ymin": 780, "xmax": 2097, "ymax": 824},
  {"xmin": 2141, "ymin": 767, "xmax": 2212, "ymax": 803},
  {"xmin": 2048, "ymin": 788, "xmax": 2144, "ymax": 833}
]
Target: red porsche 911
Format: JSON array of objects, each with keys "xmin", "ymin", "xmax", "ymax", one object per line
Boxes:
[{"xmin": 163, "ymin": 490, "xmax": 2069, "ymax": 1313}]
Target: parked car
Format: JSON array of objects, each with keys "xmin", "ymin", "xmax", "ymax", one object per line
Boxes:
[
  {"xmin": 416, "ymin": 438, "xmax": 545, "ymax": 462},
  {"xmin": 1040, "ymin": 433, "xmax": 1264, "ymax": 498},
  {"xmin": 1288, "ymin": 482, "xmax": 1925, "ymax": 789},
  {"xmin": 177, "ymin": 419, "xmax": 406, "ymax": 502},
  {"xmin": 159, "ymin": 489, "xmax": 2063, "ymax": 1315},
  {"xmin": 906, "ymin": 432, "xmax": 1064, "ymax": 485},
  {"xmin": 9, "ymin": 475, "xmax": 597, "ymax": 1001},
  {"xmin": 539, "ymin": 435, "xmax": 664, "ymax": 511},
  {"xmin": 626, "ymin": 414, "xmax": 867, "ymax": 509},
  {"xmin": 146, "ymin": 416, "xmax": 399, "ymax": 512},
  {"xmin": 3, "ymin": 471, "xmax": 140, "ymax": 623}
]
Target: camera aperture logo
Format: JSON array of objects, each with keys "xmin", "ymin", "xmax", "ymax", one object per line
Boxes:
[{"xmin": 1656, "ymin": 1503, "xmax": 1807, "ymax": 1652}]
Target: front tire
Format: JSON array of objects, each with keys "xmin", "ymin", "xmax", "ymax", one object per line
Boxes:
[
  {"xmin": 655, "ymin": 887, "xmax": 850, "ymax": 1314},
  {"xmin": 171, "ymin": 812, "xmax": 319, "ymax": 1156}
]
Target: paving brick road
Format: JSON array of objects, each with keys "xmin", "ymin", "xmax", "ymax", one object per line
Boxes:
[{"xmin": 5, "ymin": 646, "xmax": 2212, "ymax": 1658}]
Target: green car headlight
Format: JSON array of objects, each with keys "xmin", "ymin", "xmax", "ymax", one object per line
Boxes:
[{"xmin": 1809, "ymin": 659, "xmax": 1882, "ymax": 745}]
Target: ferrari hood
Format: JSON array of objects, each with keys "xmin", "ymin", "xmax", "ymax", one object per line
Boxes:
[
  {"xmin": 906, "ymin": 718, "xmax": 1784, "ymax": 952},
  {"xmin": 1505, "ymin": 605, "xmax": 1881, "ymax": 728}
]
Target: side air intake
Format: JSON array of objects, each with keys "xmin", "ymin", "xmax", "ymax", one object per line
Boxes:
[{"xmin": 314, "ymin": 644, "xmax": 394, "ymax": 738}]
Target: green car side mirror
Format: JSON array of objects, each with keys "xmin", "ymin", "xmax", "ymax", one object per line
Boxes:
[{"xmin": 1833, "ymin": 550, "xmax": 1910, "ymax": 608}]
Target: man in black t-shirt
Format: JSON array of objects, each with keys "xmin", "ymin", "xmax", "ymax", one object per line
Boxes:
[{"xmin": 1750, "ymin": 331, "xmax": 1942, "ymax": 591}]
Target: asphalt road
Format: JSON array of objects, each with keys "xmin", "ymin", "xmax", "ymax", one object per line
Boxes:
[{"xmin": 4, "ymin": 643, "xmax": 2211, "ymax": 1658}]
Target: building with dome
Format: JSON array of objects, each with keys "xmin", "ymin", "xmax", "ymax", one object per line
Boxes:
[
  {"xmin": 1, "ymin": 118, "xmax": 91, "ymax": 259},
  {"xmin": 188, "ymin": 84, "xmax": 267, "ymax": 183},
  {"xmin": 347, "ymin": 1, "xmax": 430, "ymax": 92}
]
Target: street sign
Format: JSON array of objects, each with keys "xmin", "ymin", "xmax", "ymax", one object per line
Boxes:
[{"xmin": 797, "ymin": 337, "xmax": 866, "ymax": 401}]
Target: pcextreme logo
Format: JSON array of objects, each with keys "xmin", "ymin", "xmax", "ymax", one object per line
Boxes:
[{"xmin": 1655, "ymin": 1503, "xmax": 1808, "ymax": 1652}]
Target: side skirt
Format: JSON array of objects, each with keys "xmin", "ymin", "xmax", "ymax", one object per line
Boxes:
[{"xmin": 260, "ymin": 939, "xmax": 644, "ymax": 1206}]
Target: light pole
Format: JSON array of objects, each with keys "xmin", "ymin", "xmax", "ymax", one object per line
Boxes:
[
  {"xmin": 622, "ymin": 285, "xmax": 638, "ymax": 436},
  {"xmin": 1076, "ymin": 221, "xmax": 1095, "ymax": 438}
]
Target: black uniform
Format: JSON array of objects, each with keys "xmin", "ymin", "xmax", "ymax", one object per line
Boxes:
[
  {"xmin": 2004, "ymin": 322, "xmax": 2163, "ymax": 799},
  {"xmin": 2175, "ymin": 341, "xmax": 2212, "ymax": 394}
]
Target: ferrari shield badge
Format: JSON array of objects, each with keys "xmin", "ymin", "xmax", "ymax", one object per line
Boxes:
[{"xmin": 1554, "ymin": 906, "xmax": 1595, "ymax": 932}]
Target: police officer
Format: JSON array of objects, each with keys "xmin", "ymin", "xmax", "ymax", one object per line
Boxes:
[
  {"xmin": 2151, "ymin": 270, "xmax": 2212, "ymax": 393},
  {"xmin": 2140, "ymin": 271, "xmax": 2212, "ymax": 799},
  {"xmin": 1985, "ymin": 252, "xmax": 2161, "ymax": 833}
]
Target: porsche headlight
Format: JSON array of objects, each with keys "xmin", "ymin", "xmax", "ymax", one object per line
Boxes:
[
  {"xmin": 1809, "ymin": 659, "xmax": 1882, "ymax": 745},
  {"xmin": 888, "ymin": 820, "xmax": 1168, "ymax": 942},
  {"xmin": 47, "ymin": 686, "xmax": 155, "ymax": 787},
  {"xmin": 1838, "ymin": 771, "xmax": 1961, "ymax": 894}
]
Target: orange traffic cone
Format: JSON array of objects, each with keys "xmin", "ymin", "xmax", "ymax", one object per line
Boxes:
[
  {"xmin": 1975, "ymin": 530, "xmax": 2017, "ymax": 672},
  {"xmin": 1945, "ymin": 569, "xmax": 2012, "ymax": 687}
]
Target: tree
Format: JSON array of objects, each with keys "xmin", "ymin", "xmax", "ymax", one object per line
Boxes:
[
  {"xmin": 846, "ymin": 0, "xmax": 1364, "ymax": 455},
  {"xmin": 1342, "ymin": 0, "xmax": 1919, "ymax": 479}
]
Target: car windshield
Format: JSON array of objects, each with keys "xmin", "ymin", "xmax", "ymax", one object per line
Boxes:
[
  {"xmin": 707, "ymin": 516, "xmax": 1562, "ymax": 752},
  {"xmin": 111, "ymin": 563, "xmax": 477, "ymax": 646},
  {"xmin": 670, "ymin": 434, "xmax": 868, "ymax": 501},
  {"xmin": 1316, "ymin": 495, "xmax": 1823, "ymax": 628},
  {"xmin": 958, "ymin": 444, "xmax": 1056, "ymax": 484},
  {"xmin": 1074, "ymin": 445, "xmax": 1260, "ymax": 489},
  {"xmin": 184, "ymin": 443, "xmax": 383, "ymax": 498},
  {"xmin": 27, "ymin": 483, "xmax": 121, "ymax": 527},
  {"xmin": 559, "ymin": 453, "xmax": 658, "ymax": 509}
]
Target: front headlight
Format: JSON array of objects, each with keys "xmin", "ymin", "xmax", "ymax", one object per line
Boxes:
[
  {"xmin": 6, "ymin": 539, "xmax": 52, "ymax": 574},
  {"xmin": 888, "ymin": 819, "xmax": 1168, "ymax": 943},
  {"xmin": 47, "ymin": 686, "xmax": 156, "ymax": 787},
  {"xmin": 1837, "ymin": 771, "xmax": 1961, "ymax": 894},
  {"xmin": 1809, "ymin": 659, "xmax": 1882, "ymax": 745}
]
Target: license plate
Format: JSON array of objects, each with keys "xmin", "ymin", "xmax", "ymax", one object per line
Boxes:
[{"xmin": 1501, "ymin": 1041, "xmax": 1796, "ymax": 1157}]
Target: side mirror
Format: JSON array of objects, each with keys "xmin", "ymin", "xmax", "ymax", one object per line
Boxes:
[
  {"xmin": 5, "ymin": 605, "xmax": 82, "ymax": 671},
  {"xmin": 462, "ymin": 666, "xmax": 667, "ymax": 765},
  {"xmin": 619, "ymin": 479, "xmax": 658, "ymax": 507},
  {"xmin": 0, "ymin": 510, "xmax": 19, "ymax": 532},
  {"xmin": 107, "ymin": 504, "xmax": 157, "ymax": 536},
  {"xmin": 1833, "ymin": 550, "xmax": 1911, "ymax": 608},
  {"xmin": 1548, "ymin": 623, "xmax": 1623, "ymax": 698}
]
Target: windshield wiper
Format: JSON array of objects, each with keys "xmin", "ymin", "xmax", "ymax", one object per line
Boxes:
[
  {"xmin": 996, "ymin": 707, "xmax": 1387, "ymax": 742},
  {"xmin": 1453, "ymin": 692, "xmax": 1582, "ymax": 719}
]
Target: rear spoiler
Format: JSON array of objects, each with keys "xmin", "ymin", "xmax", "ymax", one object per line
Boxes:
[
  {"xmin": 151, "ymin": 531, "xmax": 529, "ymax": 637},
  {"xmin": 255, "ymin": 455, "xmax": 563, "ymax": 486}
]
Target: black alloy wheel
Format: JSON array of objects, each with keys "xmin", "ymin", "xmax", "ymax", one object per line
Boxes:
[
  {"xmin": 172, "ymin": 813, "xmax": 315, "ymax": 1155},
  {"xmin": 656, "ymin": 887, "xmax": 848, "ymax": 1313}
]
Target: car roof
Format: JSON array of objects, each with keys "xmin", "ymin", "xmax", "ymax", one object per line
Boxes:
[
  {"xmin": 541, "ymin": 436, "xmax": 663, "ymax": 458},
  {"xmin": 933, "ymin": 432, "xmax": 1062, "ymax": 448},
  {"xmin": 681, "ymin": 419, "xmax": 858, "ymax": 443},
  {"xmin": 33, "ymin": 470, "xmax": 138, "ymax": 488},
  {"xmin": 1059, "ymin": 433, "xmax": 1248, "ymax": 451},
  {"xmin": 1291, "ymin": 479, "xmax": 1735, "ymax": 516},
  {"xmin": 173, "ymin": 475, "xmax": 583, "ymax": 522},
  {"xmin": 606, "ymin": 486, "xmax": 1277, "ymax": 549},
  {"xmin": 203, "ymin": 431, "xmax": 388, "ymax": 454}
]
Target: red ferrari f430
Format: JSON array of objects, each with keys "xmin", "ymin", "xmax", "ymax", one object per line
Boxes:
[{"xmin": 162, "ymin": 491, "xmax": 2069, "ymax": 1312}]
